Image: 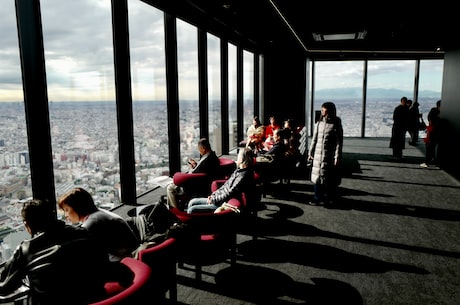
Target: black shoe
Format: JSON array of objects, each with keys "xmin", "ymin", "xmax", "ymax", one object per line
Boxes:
[{"xmin": 308, "ymin": 200, "xmax": 322, "ymax": 206}]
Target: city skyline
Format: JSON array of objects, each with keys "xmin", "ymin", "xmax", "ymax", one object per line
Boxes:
[
  {"xmin": 0, "ymin": 1, "xmax": 444, "ymax": 103},
  {"xmin": 0, "ymin": 96, "xmax": 440, "ymax": 262}
]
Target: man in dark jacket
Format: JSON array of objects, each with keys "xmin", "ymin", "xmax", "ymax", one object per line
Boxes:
[
  {"xmin": 390, "ymin": 96, "xmax": 410, "ymax": 159},
  {"xmin": 0, "ymin": 199, "xmax": 131, "ymax": 305},
  {"xmin": 167, "ymin": 138, "xmax": 220, "ymax": 208}
]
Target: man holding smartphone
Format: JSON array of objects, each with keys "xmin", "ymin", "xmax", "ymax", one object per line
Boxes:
[{"xmin": 166, "ymin": 138, "xmax": 220, "ymax": 208}]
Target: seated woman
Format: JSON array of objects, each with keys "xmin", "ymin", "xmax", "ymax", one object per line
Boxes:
[
  {"xmin": 263, "ymin": 115, "xmax": 281, "ymax": 151},
  {"xmin": 255, "ymin": 128, "xmax": 287, "ymax": 179},
  {"xmin": 186, "ymin": 147, "xmax": 255, "ymax": 214},
  {"xmin": 58, "ymin": 187, "xmax": 140, "ymax": 262},
  {"xmin": 240, "ymin": 116, "xmax": 265, "ymax": 149}
]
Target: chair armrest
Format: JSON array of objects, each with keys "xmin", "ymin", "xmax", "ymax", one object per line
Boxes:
[
  {"xmin": 137, "ymin": 237, "xmax": 177, "ymax": 262},
  {"xmin": 211, "ymin": 179, "xmax": 227, "ymax": 192},
  {"xmin": 89, "ymin": 258, "xmax": 151, "ymax": 305}
]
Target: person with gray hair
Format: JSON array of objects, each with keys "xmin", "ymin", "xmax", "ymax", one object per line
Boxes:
[
  {"xmin": 166, "ymin": 138, "xmax": 220, "ymax": 208},
  {"xmin": 186, "ymin": 147, "xmax": 255, "ymax": 214}
]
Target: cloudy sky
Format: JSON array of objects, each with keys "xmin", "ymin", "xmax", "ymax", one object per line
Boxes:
[{"xmin": 0, "ymin": 0, "xmax": 443, "ymax": 103}]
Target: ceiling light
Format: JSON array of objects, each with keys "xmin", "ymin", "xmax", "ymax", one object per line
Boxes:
[{"xmin": 313, "ymin": 31, "xmax": 367, "ymax": 42}]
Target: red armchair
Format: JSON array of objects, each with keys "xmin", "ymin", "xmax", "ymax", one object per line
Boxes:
[
  {"xmin": 218, "ymin": 157, "xmax": 237, "ymax": 179},
  {"xmin": 89, "ymin": 257, "xmax": 151, "ymax": 305},
  {"xmin": 171, "ymin": 157, "xmax": 236, "ymax": 208},
  {"xmin": 170, "ymin": 197, "xmax": 242, "ymax": 281},
  {"xmin": 171, "ymin": 172, "xmax": 211, "ymax": 209},
  {"xmin": 136, "ymin": 237, "xmax": 178, "ymax": 303}
]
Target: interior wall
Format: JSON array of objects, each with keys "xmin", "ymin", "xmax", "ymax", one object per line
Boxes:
[
  {"xmin": 438, "ymin": 48, "xmax": 460, "ymax": 178},
  {"xmin": 263, "ymin": 46, "xmax": 307, "ymax": 129}
]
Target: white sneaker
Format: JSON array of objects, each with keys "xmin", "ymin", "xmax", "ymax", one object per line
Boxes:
[{"xmin": 420, "ymin": 163, "xmax": 428, "ymax": 168}]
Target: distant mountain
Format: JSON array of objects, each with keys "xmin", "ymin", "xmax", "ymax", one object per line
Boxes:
[{"xmin": 315, "ymin": 87, "xmax": 441, "ymax": 100}]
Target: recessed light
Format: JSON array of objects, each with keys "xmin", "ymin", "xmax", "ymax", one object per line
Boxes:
[{"xmin": 313, "ymin": 31, "xmax": 367, "ymax": 41}]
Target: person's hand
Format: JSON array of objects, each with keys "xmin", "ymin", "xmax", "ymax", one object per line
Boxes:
[
  {"xmin": 207, "ymin": 196, "xmax": 213, "ymax": 204},
  {"xmin": 188, "ymin": 159, "xmax": 197, "ymax": 168}
]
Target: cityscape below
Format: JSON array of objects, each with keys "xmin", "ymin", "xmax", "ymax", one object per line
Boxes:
[{"xmin": 0, "ymin": 97, "xmax": 439, "ymax": 262}]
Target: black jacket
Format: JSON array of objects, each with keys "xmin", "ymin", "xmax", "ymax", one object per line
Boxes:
[
  {"xmin": 209, "ymin": 167, "xmax": 255, "ymax": 206},
  {"xmin": 0, "ymin": 221, "xmax": 123, "ymax": 305}
]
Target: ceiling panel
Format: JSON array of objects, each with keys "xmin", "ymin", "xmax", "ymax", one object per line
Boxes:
[{"xmin": 143, "ymin": 0, "xmax": 457, "ymax": 59}]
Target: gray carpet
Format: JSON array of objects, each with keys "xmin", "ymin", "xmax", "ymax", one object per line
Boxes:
[{"xmin": 172, "ymin": 137, "xmax": 460, "ymax": 305}]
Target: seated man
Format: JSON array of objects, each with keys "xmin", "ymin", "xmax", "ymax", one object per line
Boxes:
[
  {"xmin": 166, "ymin": 138, "xmax": 220, "ymax": 209},
  {"xmin": 0, "ymin": 199, "xmax": 132, "ymax": 305}
]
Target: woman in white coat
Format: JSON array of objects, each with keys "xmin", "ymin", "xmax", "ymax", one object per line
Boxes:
[{"xmin": 308, "ymin": 102, "xmax": 343, "ymax": 205}]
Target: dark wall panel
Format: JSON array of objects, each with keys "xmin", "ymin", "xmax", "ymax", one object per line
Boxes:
[
  {"xmin": 438, "ymin": 48, "xmax": 460, "ymax": 178},
  {"xmin": 263, "ymin": 47, "xmax": 307, "ymax": 128}
]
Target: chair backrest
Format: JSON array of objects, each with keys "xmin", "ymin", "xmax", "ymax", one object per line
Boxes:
[
  {"xmin": 136, "ymin": 237, "xmax": 178, "ymax": 302},
  {"xmin": 172, "ymin": 172, "xmax": 210, "ymax": 201},
  {"xmin": 172, "ymin": 172, "xmax": 208, "ymax": 187},
  {"xmin": 297, "ymin": 126, "xmax": 308, "ymax": 166},
  {"xmin": 88, "ymin": 257, "xmax": 151, "ymax": 305},
  {"xmin": 218, "ymin": 157, "xmax": 236, "ymax": 179}
]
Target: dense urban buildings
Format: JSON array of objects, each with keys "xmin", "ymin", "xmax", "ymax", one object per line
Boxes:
[{"xmin": 0, "ymin": 94, "xmax": 441, "ymax": 262}]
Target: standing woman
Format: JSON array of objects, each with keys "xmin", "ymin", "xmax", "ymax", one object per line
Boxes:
[
  {"xmin": 408, "ymin": 100, "xmax": 421, "ymax": 145},
  {"xmin": 308, "ymin": 102, "xmax": 343, "ymax": 205}
]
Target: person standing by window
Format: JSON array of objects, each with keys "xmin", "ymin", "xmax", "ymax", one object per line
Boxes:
[
  {"xmin": 421, "ymin": 100, "xmax": 441, "ymax": 168},
  {"xmin": 408, "ymin": 100, "xmax": 421, "ymax": 145},
  {"xmin": 308, "ymin": 102, "xmax": 343, "ymax": 206},
  {"xmin": 390, "ymin": 96, "xmax": 410, "ymax": 160}
]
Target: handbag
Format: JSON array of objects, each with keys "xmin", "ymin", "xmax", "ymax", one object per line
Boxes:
[{"xmin": 419, "ymin": 118, "xmax": 427, "ymax": 131}]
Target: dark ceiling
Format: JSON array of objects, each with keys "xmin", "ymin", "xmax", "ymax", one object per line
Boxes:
[{"xmin": 144, "ymin": 0, "xmax": 456, "ymax": 59}]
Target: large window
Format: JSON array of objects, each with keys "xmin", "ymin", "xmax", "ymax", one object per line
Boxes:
[
  {"xmin": 418, "ymin": 59, "xmax": 443, "ymax": 118},
  {"xmin": 177, "ymin": 19, "xmax": 199, "ymax": 171},
  {"xmin": 228, "ymin": 43, "xmax": 238, "ymax": 149},
  {"xmin": 313, "ymin": 61, "xmax": 364, "ymax": 137},
  {"xmin": 0, "ymin": 0, "xmax": 30, "ymax": 239},
  {"xmin": 128, "ymin": 0, "xmax": 168, "ymax": 196},
  {"xmin": 242, "ymin": 50, "xmax": 255, "ymax": 138},
  {"xmin": 207, "ymin": 33, "xmax": 222, "ymax": 155},
  {"xmin": 366, "ymin": 60, "xmax": 415, "ymax": 137},
  {"xmin": 41, "ymin": 0, "xmax": 120, "ymax": 209},
  {"xmin": 312, "ymin": 59, "xmax": 443, "ymax": 138}
]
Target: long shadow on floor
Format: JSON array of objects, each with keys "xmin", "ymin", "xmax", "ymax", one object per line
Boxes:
[
  {"xmin": 176, "ymin": 264, "xmax": 364, "ymax": 305},
  {"xmin": 237, "ymin": 238, "xmax": 428, "ymax": 274},
  {"xmin": 216, "ymin": 264, "xmax": 365, "ymax": 305},
  {"xmin": 239, "ymin": 202, "xmax": 460, "ymax": 259}
]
